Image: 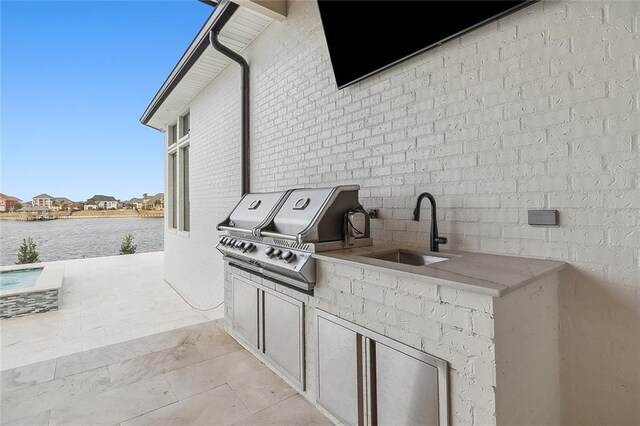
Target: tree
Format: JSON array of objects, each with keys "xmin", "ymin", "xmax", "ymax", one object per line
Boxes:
[
  {"xmin": 14, "ymin": 202, "xmax": 22, "ymax": 211},
  {"xmin": 119, "ymin": 233, "xmax": 137, "ymax": 255},
  {"xmin": 16, "ymin": 237, "xmax": 40, "ymax": 264}
]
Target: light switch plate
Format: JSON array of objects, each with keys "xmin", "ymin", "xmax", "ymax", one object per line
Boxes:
[{"xmin": 528, "ymin": 210, "xmax": 559, "ymax": 226}]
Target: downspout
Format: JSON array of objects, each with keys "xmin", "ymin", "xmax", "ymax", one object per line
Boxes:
[{"xmin": 208, "ymin": 29, "xmax": 250, "ymax": 195}]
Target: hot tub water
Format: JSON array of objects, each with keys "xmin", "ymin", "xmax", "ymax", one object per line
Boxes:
[{"xmin": 0, "ymin": 268, "xmax": 43, "ymax": 292}]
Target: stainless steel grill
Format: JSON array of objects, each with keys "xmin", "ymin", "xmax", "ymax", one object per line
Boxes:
[{"xmin": 217, "ymin": 185, "xmax": 372, "ymax": 290}]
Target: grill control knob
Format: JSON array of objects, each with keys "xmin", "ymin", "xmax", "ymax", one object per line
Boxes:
[
  {"xmin": 242, "ymin": 243, "xmax": 254, "ymax": 252},
  {"xmin": 265, "ymin": 247, "xmax": 274, "ymax": 257},
  {"xmin": 235, "ymin": 241, "xmax": 243, "ymax": 248},
  {"xmin": 281, "ymin": 251, "xmax": 294, "ymax": 262},
  {"xmin": 273, "ymin": 249, "xmax": 282, "ymax": 257},
  {"xmin": 219, "ymin": 236, "xmax": 225, "ymax": 242}
]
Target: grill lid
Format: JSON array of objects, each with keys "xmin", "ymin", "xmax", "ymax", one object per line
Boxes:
[
  {"xmin": 259, "ymin": 185, "xmax": 363, "ymax": 243},
  {"xmin": 217, "ymin": 190, "xmax": 291, "ymax": 235},
  {"xmin": 270, "ymin": 188, "xmax": 336, "ymax": 235}
]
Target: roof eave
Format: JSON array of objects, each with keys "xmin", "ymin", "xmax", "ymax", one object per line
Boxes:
[{"xmin": 140, "ymin": 0, "xmax": 237, "ymax": 131}]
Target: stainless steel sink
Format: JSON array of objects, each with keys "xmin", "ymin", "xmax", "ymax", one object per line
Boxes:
[{"xmin": 361, "ymin": 249, "xmax": 449, "ymax": 266}]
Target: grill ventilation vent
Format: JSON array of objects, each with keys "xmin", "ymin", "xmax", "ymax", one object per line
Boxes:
[{"xmin": 273, "ymin": 239, "xmax": 310, "ymax": 251}]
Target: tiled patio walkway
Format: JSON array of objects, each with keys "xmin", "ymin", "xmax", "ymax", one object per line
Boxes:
[
  {"xmin": 0, "ymin": 321, "xmax": 330, "ymax": 425},
  {"xmin": 1, "ymin": 252, "xmax": 218, "ymax": 370}
]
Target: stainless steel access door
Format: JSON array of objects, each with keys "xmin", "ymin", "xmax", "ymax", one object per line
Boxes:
[
  {"xmin": 316, "ymin": 310, "xmax": 449, "ymax": 426},
  {"xmin": 368, "ymin": 339, "xmax": 441, "ymax": 426},
  {"xmin": 262, "ymin": 289, "xmax": 305, "ymax": 389},
  {"xmin": 316, "ymin": 314, "xmax": 363, "ymax": 426},
  {"xmin": 231, "ymin": 276, "xmax": 260, "ymax": 349}
]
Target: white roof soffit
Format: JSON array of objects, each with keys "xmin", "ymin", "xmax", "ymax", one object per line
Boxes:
[{"xmin": 141, "ymin": 0, "xmax": 273, "ymax": 131}]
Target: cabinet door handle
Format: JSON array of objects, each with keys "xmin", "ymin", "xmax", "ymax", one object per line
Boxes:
[{"xmin": 365, "ymin": 337, "xmax": 377, "ymax": 426}]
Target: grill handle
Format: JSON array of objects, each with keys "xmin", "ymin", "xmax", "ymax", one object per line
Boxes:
[
  {"xmin": 259, "ymin": 230, "xmax": 298, "ymax": 241},
  {"xmin": 218, "ymin": 225, "xmax": 254, "ymax": 234}
]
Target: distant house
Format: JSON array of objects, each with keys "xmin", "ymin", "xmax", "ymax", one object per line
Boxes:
[
  {"xmin": 143, "ymin": 193, "xmax": 164, "ymax": 210},
  {"xmin": 126, "ymin": 198, "xmax": 143, "ymax": 209},
  {"xmin": 0, "ymin": 193, "xmax": 20, "ymax": 212},
  {"xmin": 52, "ymin": 197, "xmax": 73, "ymax": 211},
  {"xmin": 85, "ymin": 195, "xmax": 120, "ymax": 210},
  {"xmin": 32, "ymin": 193, "xmax": 54, "ymax": 208}
]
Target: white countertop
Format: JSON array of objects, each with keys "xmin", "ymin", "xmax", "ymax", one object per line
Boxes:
[{"xmin": 312, "ymin": 243, "xmax": 565, "ymax": 297}]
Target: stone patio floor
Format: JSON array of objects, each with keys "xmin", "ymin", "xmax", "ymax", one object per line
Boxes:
[
  {"xmin": 0, "ymin": 320, "xmax": 330, "ymax": 425},
  {"xmin": 1, "ymin": 252, "xmax": 218, "ymax": 370}
]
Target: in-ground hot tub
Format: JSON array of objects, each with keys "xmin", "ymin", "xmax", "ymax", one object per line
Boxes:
[{"xmin": 0, "ymin": 263, "xmax": 64, "ymax": 319}]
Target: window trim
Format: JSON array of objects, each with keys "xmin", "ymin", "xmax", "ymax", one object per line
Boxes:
[
  {"xmin": 179, "ymin": 144, "xmax": 190, "ymax": 232},
  {"xmin": 168, "ymin": 151, "xmax": 178, "ymax": 229}
]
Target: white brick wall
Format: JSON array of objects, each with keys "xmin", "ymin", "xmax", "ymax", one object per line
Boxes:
[
  {"xmin": 167, "ymin": 0, "xmax": 639, "ymax": 422},
  {"xmin": 494, "ymin": 274, "xmax": 560, "ymax": 425}
]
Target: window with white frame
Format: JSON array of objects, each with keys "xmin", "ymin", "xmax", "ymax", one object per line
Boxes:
[
  {"xmin": 166, "ymin": 111, "xmax": 190, "ymax": 232},
  {"xmin": 168, "ymin": 124, "xmax": 177, "ymax": 147},
  {"xmin": 180, "ymin": 112, "xmax": 190, "ymax": 138}
]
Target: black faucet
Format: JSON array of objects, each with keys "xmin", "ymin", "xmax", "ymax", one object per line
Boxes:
[{"xmin": 412, "ymin": 192, "xmax": 448, "ymax": 252}]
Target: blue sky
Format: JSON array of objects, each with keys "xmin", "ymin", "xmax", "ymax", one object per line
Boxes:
[{"xmin": 1, "ymin": 1, "xmax": 212, "ymax": 202}]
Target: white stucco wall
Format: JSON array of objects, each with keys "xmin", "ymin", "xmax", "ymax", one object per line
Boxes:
[
  {"xmin": 163, "ymin": 66, "xmax": 241, "ymax": 311},
  {"xmin": 162, "ymin": 0, "xmax": 639, "ymax": 422}
]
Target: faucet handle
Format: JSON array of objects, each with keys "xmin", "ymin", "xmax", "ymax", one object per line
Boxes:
[{"xmin": 435, "ymin": 236, "xmax": 448, "ymax": 245}]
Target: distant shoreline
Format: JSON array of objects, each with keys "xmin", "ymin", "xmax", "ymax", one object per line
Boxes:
[{"xmin": 0, "ymin": 211, "xmax": 164, "ymax": 221}]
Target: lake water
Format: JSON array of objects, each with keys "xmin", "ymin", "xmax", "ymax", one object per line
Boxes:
[{"xmin": 0, "ymin": 218, "xmax": 164, "ymax": 266}]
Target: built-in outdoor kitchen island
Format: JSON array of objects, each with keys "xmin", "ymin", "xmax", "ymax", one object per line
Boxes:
[{"xmin": 218, "ymin": 186, "xmax": 564, "ymax": 426}]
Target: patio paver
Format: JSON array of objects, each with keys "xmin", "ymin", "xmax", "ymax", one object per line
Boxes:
[
  {"xmin": 0, "ymin": 320, "xmax": 330, "ymax": 425},
  {"xmin": 0, "ymin": 252, "xmax": 220, "ymax": 371}
]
